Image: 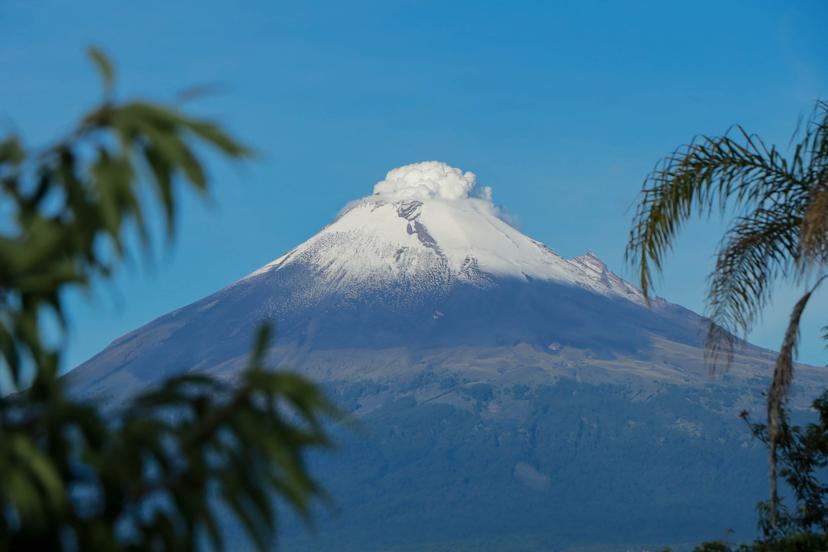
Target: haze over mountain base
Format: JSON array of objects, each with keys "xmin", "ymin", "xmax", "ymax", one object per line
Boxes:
[{"xmin": 69, "ymin": 162, "xmax": 823, "ymax": 550}]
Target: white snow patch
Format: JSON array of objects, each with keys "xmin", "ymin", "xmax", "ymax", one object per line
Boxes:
[{"xmin": 240, "ymin": 161, "xmax": 647, "ymax": 305}]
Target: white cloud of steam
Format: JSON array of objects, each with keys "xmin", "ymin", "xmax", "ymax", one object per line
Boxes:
[
  {"xmin": 373, "ymin": 161, "xmax": 492, "ymax": 202},
  {"xmin": 363, "ymin": 161, "xmax": 521, "ymax": 229}
]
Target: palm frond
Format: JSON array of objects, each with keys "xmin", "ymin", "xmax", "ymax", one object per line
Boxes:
[
  {"xmin": 705, "ymin": 202, "xmax": 804, "ymax": 364},
  {"xmin": 628, "ymin": 99, "xmax": 828, "ymax": 530},
  {"xmin": 797, "ymin": 102, "xmax": 828, "ymax": 270},
  {"xmin": 767, "ymin": 275, "xmax": 828, "ymax": 519},
  {"xmin": 807, "ymin": 101, "xmax": 828, "ymax": 170},
  {"xmin": 800, "ymin": 183, "xmax": 828, "ymax": 268},
  {"xmin": 627, "ymin": 126, "xmax": 808, "ymax": 303}
]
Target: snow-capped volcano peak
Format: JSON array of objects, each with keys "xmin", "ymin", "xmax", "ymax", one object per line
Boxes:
[{"xmin": 247, "ymin": 162, "xmax": 643, "ymax": 303}]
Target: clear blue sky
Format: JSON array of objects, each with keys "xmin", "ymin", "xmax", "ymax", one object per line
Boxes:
[{"xmin": 2, "ymin": 1, "xmax": 827, "ymax": 369}]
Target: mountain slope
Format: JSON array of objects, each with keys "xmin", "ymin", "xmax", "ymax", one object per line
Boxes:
[{"xmin": 69, "ymin": 162, "xmax": 822, "ymax": 550}]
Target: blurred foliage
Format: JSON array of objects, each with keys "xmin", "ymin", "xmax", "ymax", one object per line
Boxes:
[
  {"xmin": 686, "ymin": 400, "xmax": 828, "ymax": 549},
  {"xmin": 626, "ymin": 100, "xmax": 828, "ymax": 523},
  {"xmin": 692, "ymin": 533, "xmax": 828, "ymax": 551},
  {"xmin": 0, "ymin": 49, "xmax": 338, "ymax": 550},
  {"xmin": 742, "ymin": 391, "xmax": 828, "ymax": 539}
]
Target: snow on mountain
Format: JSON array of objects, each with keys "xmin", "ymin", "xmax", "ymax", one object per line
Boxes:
[{"xmin": 245, "ymin": 161, "xmax": 644, "ymax": 303}]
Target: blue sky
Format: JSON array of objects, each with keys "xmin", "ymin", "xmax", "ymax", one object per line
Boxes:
[{"xmin": 2, "ymin": 0, "xmax": 827, "ymax": 369}]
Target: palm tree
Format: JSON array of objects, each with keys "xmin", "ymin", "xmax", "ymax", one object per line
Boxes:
[{"xmin": 626, "ymin": 101, "xmax": 828, "ymax": 523}]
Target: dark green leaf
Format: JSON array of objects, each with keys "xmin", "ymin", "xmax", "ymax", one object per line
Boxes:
[{"xmin": 86, "ymin": 46, "xmax": 114, "ymax": 91}]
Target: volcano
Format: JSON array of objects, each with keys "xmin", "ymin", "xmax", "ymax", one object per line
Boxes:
[{"xmin": 69, "ymin": 162, "xmax": 822, "ymax": 550}]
